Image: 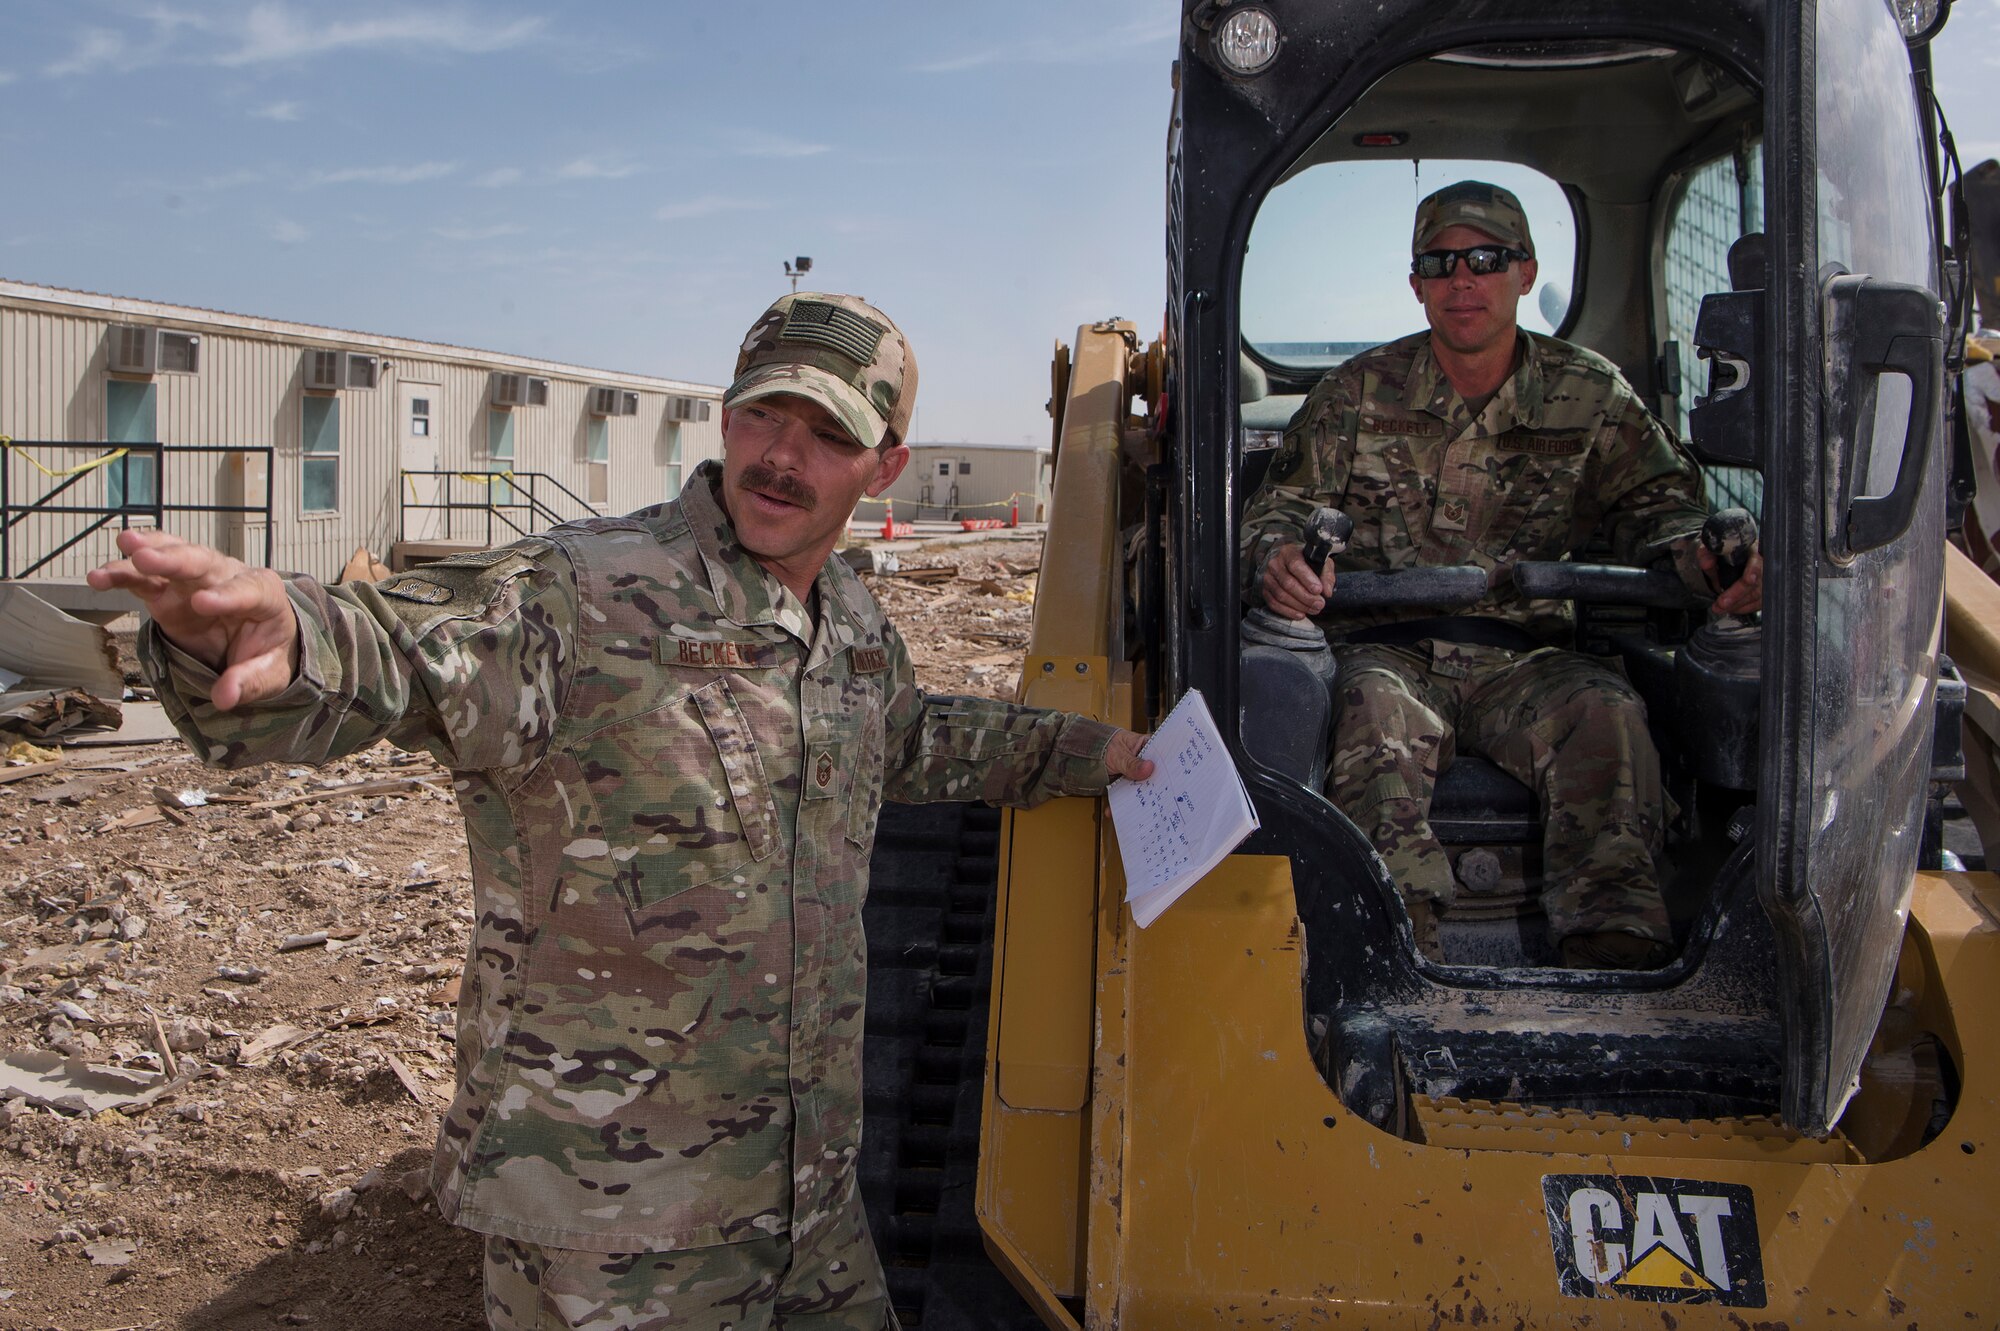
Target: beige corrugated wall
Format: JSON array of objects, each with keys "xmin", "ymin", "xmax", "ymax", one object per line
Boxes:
[
  {"xmin": 878, "ymin": 444, "xmax": 1051, "ymax": 517},
  {"xmin": 1, "ymin": 293, "xmax": 724, "ymax": 584}
]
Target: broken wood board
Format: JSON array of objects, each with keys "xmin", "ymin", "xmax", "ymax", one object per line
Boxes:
[
  {"xmin": 236, "ymin": 1023, "xmax": 321, "ymax": 1067},
  {"xmin": 245, "ymin": 774, "xmax": 449, "ymax": 811},
  {"xmin": 0, "ymin": 1050, "xmax": 186, "ymax": 1115},
  {"xmin": 4, "ymin": 939, "xmax": 121, "ymax": 977},
  {"xmin": 0, "ymin": 585, "xmax": 123, "ymax": 700},
  {"xmin": 60, "ymin": 701, "xmax": 182, "ymax": 748},
  {"xmin": 338, "ymin": 546, "xmax": 393, "ymax": 585}
]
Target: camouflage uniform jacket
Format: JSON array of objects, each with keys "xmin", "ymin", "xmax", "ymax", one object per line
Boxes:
[
  {"xmin": 1241, "ymin": 330, "xmax": 1710, "ymax": 641},
  {"xmin": 141, "ymin": 461, "xmax": 1118, "ymax": 1253}
]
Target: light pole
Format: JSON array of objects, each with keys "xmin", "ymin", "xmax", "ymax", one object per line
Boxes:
[{"xmin": 784, "ymin": 256, "xmax": 813, "ymax": 292}]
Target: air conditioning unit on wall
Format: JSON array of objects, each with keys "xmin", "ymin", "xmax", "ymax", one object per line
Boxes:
[
  {"xmin": 303, "ymin": 348, "xmax": 345, "ymax": 392},
  {"xmin": 666, "ymin": 395, "xmax": 712, "ymax": 423},
  {"xmin": 302, "ymin": 349, "xmax": 381, "ymax": 393},
  {"xmin": 492, "ymin": 372, "xmax": 551, "ymax": 408},
  {"xmin": 108, "ymin": 325, "xmax": 201, "ymax": 376},
  {"xmin": 588, "ymin": 386, "xmax": 639, "ymax": 417}
]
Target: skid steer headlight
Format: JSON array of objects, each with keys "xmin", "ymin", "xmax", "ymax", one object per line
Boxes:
[
  {"xmin": 1214, "ymin": 6, "xmax": 1281, "ymax": 77},
  {"xmin": 1894, "ymin": 0, "xmax": 1950, "ymax": 43}
]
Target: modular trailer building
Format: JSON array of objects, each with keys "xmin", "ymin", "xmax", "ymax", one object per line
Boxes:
[
  {"xmin": 876, "ymin": 442, "xmax": 1051, "ymax": 524},
  {"xmin": 0, "ymin": 279, "xmax": 724, "ymax": 590}
]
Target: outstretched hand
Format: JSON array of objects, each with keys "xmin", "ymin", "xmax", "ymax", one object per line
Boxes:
[
  {"xmin": 87, "ymin": 529, "xmax": 300, "ymax": 711},
  {"xmin": 1104, "ymin": 729, "xmax": 1156, "ymax": 783}
]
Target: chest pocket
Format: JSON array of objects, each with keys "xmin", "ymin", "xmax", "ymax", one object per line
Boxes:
[
  {"xmin": 552, "ymin": 677, "xmax": 779, "ymax": 933},
  {"xmin": 1347, "ymin": 431, "xmax": 1422, "ymax": 560},
  {"xmin": 1477, "ymin": 441, "xmax": 1590, "ymax": 558},
  {"xmin": 804, "ymin": 663, "xmax": 888, "ymax": 851}
]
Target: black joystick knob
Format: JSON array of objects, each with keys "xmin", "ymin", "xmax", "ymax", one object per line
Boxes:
[
  {"xmin": 1701, "ymin": 508, "xmax": 1758, "ymax": 592},
  {"xmin": 1302, "ymin": 507, "xmax": 1353, "ymax": 573}
]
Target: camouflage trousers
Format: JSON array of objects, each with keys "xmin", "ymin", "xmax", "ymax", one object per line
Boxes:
[
  {"xmin": 482, "ymin": 1175, "xmax": 895, "ymax": 1331},
  {"xmin": 1327, "ymin": 639, "xmax": 1671, "ymax": 943}
]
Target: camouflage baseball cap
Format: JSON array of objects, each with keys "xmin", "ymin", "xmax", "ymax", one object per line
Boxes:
[
  {"xmin": 1412, "ymin": 181, "xmax": 1534, "ymax": 256},
  {"xmin": 724, "ymin": 293, "xmax": 916, "ymax": 449}
]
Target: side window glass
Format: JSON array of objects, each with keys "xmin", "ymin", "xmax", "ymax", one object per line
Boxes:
[
  {"xmin": 1243, "ymin": 159, "xmax": 1578, "ymax": 372},
  {"xmin": 1663, "ymin": 143, "xmax": 1765, "ymax": 514}
]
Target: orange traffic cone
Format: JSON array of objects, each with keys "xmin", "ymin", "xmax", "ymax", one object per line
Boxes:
[{"xmin": 881, "ymin": 500, "xmax": 895, "ymax": 540}]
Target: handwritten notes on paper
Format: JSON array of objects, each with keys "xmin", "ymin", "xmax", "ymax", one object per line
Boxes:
[{"xmin": 1107, "ymin": 688, "xmax": 1259, "ymax": 927}]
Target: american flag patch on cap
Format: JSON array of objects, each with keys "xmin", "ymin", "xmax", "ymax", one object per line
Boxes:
[{"xmin": 781, "ymin": 300, "xmax": 886, "ymax": 365}]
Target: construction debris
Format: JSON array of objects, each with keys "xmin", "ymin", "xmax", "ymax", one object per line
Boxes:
[
  {"xmin": 0, "ymin": 586, "xmax": 124, "ymax": 740},
  {"xmin": 0, "ymin": 1051, "xmax": 185, "ymax": 1116},
  {"xmin": 338, "ymin": 546, "xmax": 394, "ymax": 585}
]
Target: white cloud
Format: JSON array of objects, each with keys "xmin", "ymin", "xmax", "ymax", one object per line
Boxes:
[
  {"xmin": 0, "ymin": 71, "xmax": 17, "ymax": 87},
  {"xmin": 47, "ymin": 29, "xmax": 132, "ymax": 78},
  {"xmin": 556, "ymin": 154, "xmax": 642, "ymax": 181},
  {"xmin": 42, "ymin": 4, "xmax": 543, "ymax": 78},
  {"xmin": 912, "ymin": 17, "xmax": 1176, "ymax": 75},
  {"xmin": 728, "ymin": 130, "xmax": 830, "ymax": 160},
  {"xmin": 654, "ymin": 196, "xmax": 763, "ymax": 222},
  {"xmin": 271, "ymin": 219, "xmax": 308, "ymax": 243},
  {"xmin": 215, "ymin": 3, "xmax": 545, "ymax": 66},
  {"xmin": 305, "ymin": 161, "xmax": 458, "ymax": 187},
  {"xmin": 474, "ymin": 167, "xmax": 523, "ymax": 188},
  {"xmin": 198, "ymin": 168, "xmax": 267, "ymax": 190},
  {"xmin": 432, "ymin": 223, "xmax": 528, "ymax": 241},
  {"xmin": 252, "ymin": 100, "xmax": 302, "ymax": 121}
]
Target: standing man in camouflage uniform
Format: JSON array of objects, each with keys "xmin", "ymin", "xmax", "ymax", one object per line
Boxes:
[
  {"xmin": 1240, "ymin": 182, "xmax": 1763, "ymax": 969},
  {"xmin": 89, "ymin": 293, "xmax": 1152, "ymax": 1330}
]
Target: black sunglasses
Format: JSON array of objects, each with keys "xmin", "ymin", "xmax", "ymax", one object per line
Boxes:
[{"xmin": 1411, "ymin": 245, "xmax": 1531, "ymax": 279}]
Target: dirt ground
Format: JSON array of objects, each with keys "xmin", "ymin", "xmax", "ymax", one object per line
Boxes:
[{"xmin": 0, "ymin": 533, "xmax": 1043, "ymax": 1331}]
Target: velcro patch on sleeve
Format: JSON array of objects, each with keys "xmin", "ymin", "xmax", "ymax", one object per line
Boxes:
[
  {"xmin": 656, "ymin": 637, "xmax": 782, "ymax": 670},
  {"xmin": 379, "ymin": 577, "xmax": 455, "ymax": 605}
]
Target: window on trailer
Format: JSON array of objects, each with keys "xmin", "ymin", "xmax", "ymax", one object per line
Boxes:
[
  {"xmin": 105, "ymin": 380, "xmax": 159, "ymax": 509},
  {"xmin": 487, "ymin": 408, "xmax": 516, "ymax": 507},
  {"xmin": 302, "ymin": 394, "xmax": 339, "ymax": 514},
  {"xmin": 587, "ymin": 417, "xmax": 609, "ymax": 505}
]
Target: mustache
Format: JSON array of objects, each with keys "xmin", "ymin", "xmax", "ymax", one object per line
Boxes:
[{"xmin": 739, "ymin": 463, "xmax": 818, "ymax": 511}]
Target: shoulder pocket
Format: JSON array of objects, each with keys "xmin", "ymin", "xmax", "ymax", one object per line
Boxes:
[{"xmin": 376, "ymin": 539, "xmax": 554, "ymax": 640}]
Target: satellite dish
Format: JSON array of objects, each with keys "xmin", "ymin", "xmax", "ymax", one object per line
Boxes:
[{"xmin": 1537, "ymin": 282, "xmax": 1570, "ymax": 330}]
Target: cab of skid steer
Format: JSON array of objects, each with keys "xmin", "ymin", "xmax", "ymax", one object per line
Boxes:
[
  {"xmin": 1164, "ymin": 0, "xmax": 1963, "ymax": 1137},
  {"xmin": 977, "ymin": 0, "xmax": 1994, "ymax": 1325}
]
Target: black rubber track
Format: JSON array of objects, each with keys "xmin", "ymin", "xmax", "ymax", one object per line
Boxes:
[{"xmin": 862, "ymin": 801, "xmax": 1049, "ymax": 1330}]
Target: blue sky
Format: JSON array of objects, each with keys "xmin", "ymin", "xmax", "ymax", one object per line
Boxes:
[{"xmin": 3, "ymin": 2, "xmax": 1997, "ymax": 449}]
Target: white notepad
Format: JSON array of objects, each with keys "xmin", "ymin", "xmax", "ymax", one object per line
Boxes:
[{"xmin": 1107, "ymin": 688, "xmax": 1261, "ymax": 928}]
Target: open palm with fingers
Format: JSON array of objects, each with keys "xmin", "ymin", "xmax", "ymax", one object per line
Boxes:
[{"xmin": 88, "ymin": 529, "xmax": 300, "ymax": 711}]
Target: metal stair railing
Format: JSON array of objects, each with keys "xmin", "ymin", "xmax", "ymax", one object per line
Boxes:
[
  {"xmin": 397, "ymin": 470, "xmax": 603, "ymax": 547},
  {"xmin": 1, "ymin": 438, "xmax": 275, "ymax": 580}
]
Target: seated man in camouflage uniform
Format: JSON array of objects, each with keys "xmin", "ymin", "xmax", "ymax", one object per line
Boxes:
[
  {"xmin": 89, "ymin": 293, "xmax": 1153, "ymax": 1331},
  {"xmin": 1240, "ymin": 182, "xmax": 1763, "ymax": 969}
]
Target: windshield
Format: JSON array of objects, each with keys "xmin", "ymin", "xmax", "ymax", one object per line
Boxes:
[{"xmin": 1243, "ymin": 159, "xmax": 1578, "ymax": 371}]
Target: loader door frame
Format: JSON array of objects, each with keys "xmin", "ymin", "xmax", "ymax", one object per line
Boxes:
[{"xmin": 1762, "ymin": 0, "xmax": 1950, "ymax": 1133}]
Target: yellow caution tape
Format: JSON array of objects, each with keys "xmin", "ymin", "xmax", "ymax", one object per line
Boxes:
[
  {"xmin": 853, "ymin": 491, "xmax": 1031, "ymax": 512},
  {"xmin": 0, "ymin": 436, "xmax": 132, "ymax": 479}
]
